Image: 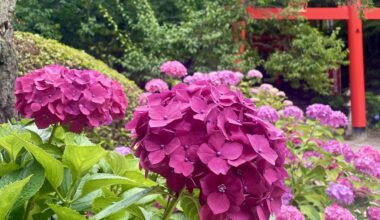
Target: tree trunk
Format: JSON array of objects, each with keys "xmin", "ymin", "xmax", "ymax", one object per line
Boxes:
[{"xmin": 0, "ymin": 0, "xmax": 17, "ymax": 122}]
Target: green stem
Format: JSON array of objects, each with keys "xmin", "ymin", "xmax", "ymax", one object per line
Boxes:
[
  {"xmin": 47, "ymin": 124, "xmax": 58, "ymax": 145},
  {"xmin": 162, "ymin": 189, "xmax": 184, "ymax": 220},
  {"xmin": 23, "ymin": 200, "xmax": 33, "ymax": 220}
]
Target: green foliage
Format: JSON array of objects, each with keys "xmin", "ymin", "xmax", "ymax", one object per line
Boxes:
[{"xmin": 366, "ymin": 91, "xmax": 380, "ymax": 128}]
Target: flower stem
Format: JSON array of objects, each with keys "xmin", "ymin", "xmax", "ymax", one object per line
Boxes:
[
  {"xmin": 47, "ymin": 124, "xmax": 57, "ymax": 145},
  {"xmin": 162, "ymin": 189, "xmax": 184, "ymax": 220}
]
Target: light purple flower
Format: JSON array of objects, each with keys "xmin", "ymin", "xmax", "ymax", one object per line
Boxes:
[
  {"xmin": 283, "ymin": 106, "xmax": 304, "ymax": 120},
  {"xmin": 324, "ymin": 204, "xmax": 357, "ymax": 220},
  {"xmin": 281, "ymin": 187, "xmax": 294, "ymax": 205},
  {"xmin": 114, "ymin": 146, "xmax": 132, "ymax": 156},
  {"xmin": 306, "ymin": 103, "xmax": 332, "ymax": 125},
  {"xmin": 322, "ymin": 140, "xmax": 354, "ymax": 162},
  {"xmin": 160, "ymin": 60, "xmax": 187, "ymax": 78},
  {"xmin": 367, "ymin": 207, "xmax": 380, "ymax": 220},
  {"xmin": 276, "ymin": 205, "xmax": 305, "ymax": 220},
  {"xmin": 329, "ymin": 110, "xmax": 348, "ymax": 128},
  {"xmin": 326, "ymin": 182, "xmax": 355, "ymax": 205},
  {"xmin": 145, "ymin": 79, "xmax": 169, "ymax": 93},
  {"xmin": 354, "ymin": 146, "xmax": 380, "ymax": 179},
  {"xmin": 257, "ymin": 105, "xmax": 279, "ymax": 123},
  {"xmin": 247, "ymin": 69, "xmax": 263, "ymax": 79}
]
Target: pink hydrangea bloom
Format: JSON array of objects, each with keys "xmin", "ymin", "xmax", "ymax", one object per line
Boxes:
[
  {"xmin": 15, "ymin": 65, "xmax": 127, "ymax": 132},
  {"xmin": 329, "ymin": 111, "xmax": 348, "ymax": 128},
  {"xmin": 144, "ymin": 79, "xmax": 169, "ymax": 93},
  {"xmin": 354, "ymin": 146, "xmax": 380, "ymax": 179},
  {"xmin": 184, "ymin": 70, "xmax": 243, "ymax": 86},
  {"xmin": 367, "ymin": 207, "xmax": 380, "ymax": 220},
  {"xmin": 325, "ymin": 204, "xmax": 357, "ymax": 220},
  {"xmin": 257, "ymin": 105, "xmax": 279, "ymax": 123},
  {"xmin": 247, "ymin": 69, "xmax": 263, "ymax": 79},
  {"xmin": 322, "ymin": 140, "xmax": 354, "ymax": 162},
  {"xmin": 276, "ymin": 205, "xmax": 305, "ymax": 220},
  {"xmin": 283, "ymin": 106, "xmax": 304, "ymax": 120},
  {"xmin": 326, "ymin": 182, "xmax": 355, "ymax": 205},
  {"xmin": 114, "ymin": 146, "xmax": 132, "ymax": 156},
  {"xmin": 283, "ymin": 100, "xmax": 293, "ymax": 106},
  {"xmin": 160, "ymin": 60, "xmax": 187, "ymax": 78},
  {"xmin": 126, "ymin": 81, "xmax": 288, "ymax": 219}
]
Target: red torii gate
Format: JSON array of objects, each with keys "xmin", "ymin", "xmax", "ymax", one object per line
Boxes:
[{"xmin": 245, "ymin": 0, "xmax": 380, "ymax": 130}]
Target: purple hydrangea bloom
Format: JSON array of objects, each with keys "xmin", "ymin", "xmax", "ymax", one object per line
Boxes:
[
  {"xmin": 325, "ymin": 204, "xmax": 357, "ymax": 220},
  {"xmin": 15, "ymin": 65, "xmax": 127, "ymax": 132},
  {"xmin": 367, "ymin": 207, "xmax": 380, "ymax": 220},
  {"xmin": 114, "ymin": 146, "xmax": 132, "ymax": 156},
  {"xmin": 144, "ymin": 79, "xmax": 169, "ymax": 93},
  {"xmin": 329, "ymin": 110, "xmax": 348, "ymax": 128},
  {"xmin": 276, "ymin": 205, "xmax": 305, "ymax": 220},
  {"xmin": 326, "ymin": 182, "xmax": 355, "ymax": 205},
  {"xmin": 322, "ymin": 140, "xmax": 355, "ymax": 162},
  {"xmin": 283, "ymin": 106, "xmax": 304, "ymax": 120},
  {"xmin": 247, "ymin": 69, "xmax": 263, "ymax": 79},
  {"xmin": 306, "ymin": 103, "xmax": 348, "ymax": 128},
  {"xmin": 354, "ymin": 146, "xmax": 380, "ymax": 179},
  {"xmin": 160, "ymin": 60, "xmax": 187, "ymax": 78},
  {"xmin": 184, "ymin": 70, "xmax": 243, "ymax": 86},
  {"xmin": 281, "ymin": 186, "xmax": 294, "ymax": 205},
  {"xmin": 257, "ymin": 105, "xmax": 279, "ymax": 123}
]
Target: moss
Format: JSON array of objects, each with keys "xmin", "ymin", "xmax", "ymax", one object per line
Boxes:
[{"xmin": 14, "ymin": 31, "xmax": 141, "ymax": 111}]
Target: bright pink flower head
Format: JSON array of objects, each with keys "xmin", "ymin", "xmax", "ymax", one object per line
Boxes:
[
  {"xmin": 160, "ymin": 60, "xmax": 187, "ymax": 78},
  {"xmin": 247, "ymin": 69, "xmax": 263, "ymax": 79},
  {"xmin": 127, "ymin": 81, "xmax": 288, "ymax": 219},
  {"xmin": 354, "ymin": 146, "xmax": 380, "ymax": 179},
  {"xmin": 322, "ymin": 140, "xmax": 354, "ymax": 162},
  {"xmin": 257, "ymin": 105, "xmax": 279, "ymax": 123},
  {"xmin": 145, "ymin": 79, "xmax": 169, "ymax": 93},
  {"xmin": 324, "ymin": 204, "xmax": 357, "ymax": 220},
  {"xmin": 15, "ymin": 65, "xmax": 127, "ymax": 132},
  {"xmin": 276, "ymin": 205, "xmax": 305, "ymax": 220},
  {"xmin": 367, "ymin": 207, "xmax": 380, "ymax": 220},
  {"xmin": 283, "ymin": 106, "xmax": 304, "ymax": 120}
]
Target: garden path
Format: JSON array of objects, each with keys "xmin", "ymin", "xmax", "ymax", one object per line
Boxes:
[{"xmin": 345, "ymin": 130, "xmax": 380, "ymax": 149}]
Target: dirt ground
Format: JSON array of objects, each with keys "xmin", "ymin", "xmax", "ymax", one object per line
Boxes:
[{"xmin": 345, "ymin": 130, "xmax": 380, "ymax": 149}]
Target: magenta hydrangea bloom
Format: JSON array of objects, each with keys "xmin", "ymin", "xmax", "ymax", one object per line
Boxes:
[
  {"xmin": 126, "ymin": 81, "xmax": 288, "ymax": 219},
  {"xmin": 367, "ymin": 207, "xmax": 380, "ymax": 220},
  {"xmin": 326, "ymin": 182, "xmax": 355, "ymax": 205},
  {"xmin": 247, "ymin": 69, "xmax": 263, "ymax": 79},
  {"xmin": 144, "ymin": 79, "xmax": 169, "ymax": 93},
  {"xmin": 160, "ymin": 60, "xmax": 187, "ymax": 78},
  {"xmin": 257, "ymin": 105, "xmax": 279, "ymax": 123},
  {"xmin": 329, "ymin": 111, "xmax": 348, "ymax": 128},
  {"xmin": 325, "ymin": 204, "xmax": 357, "ymax": 220},
  {"xmin": 322, "ymin": 140, "xmax": 355, "ymax": 162},
  {"xmin": 306, "ymin": 104, "xmax": 348, "ymax": 128},
  {"xmin": 276, "ymin": 205, "xmax": 305, "ymax": 220},
  {"xmin": 15, "ymin": 65, "xmax": 127, "ymax": 132},
  {"xmin": 354, "ymin": 146, "xmax": 380, "ymax": 179},
  {"xmin": 283, "ymin": 106, "xmax": 304, "ymax": 120},
  {"xmin": 184, "ymin": 70, "xmax": 243, "ymax": 86},
  {"xmin": 114, "ymin": 146, "xmax": 132, "ymax": 156}
]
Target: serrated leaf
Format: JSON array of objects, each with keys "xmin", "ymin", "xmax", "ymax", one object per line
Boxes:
[
  {"xmin": 0, "ymin": 162, "xmax": 20, "ymax": 177},
  {"xmin": 49, "ymin": 204, "xmax": 86, "ymax": 220},
  {"xmin": 92, "ymin": 188, "xmax": 155, "ymax": 220},
  {"xmin": 82, "ymin": 173, "xmax": 157, "ymax": 196},
  {"xmin": 13, "ymin": 133, "xmax": 64, "ymax": 188},
  {"xmin": 105, "ymin": 152, "xmax": 139, "ymax": 176},
  {"xmin": 62, "ymin": 145, "xmax": 106, "ymax": 177},
  {"xmin": 0, "ymin": 132, "xmax": 30, "ymax": 160},
  {"xmin": 0, "ymin": 176, "xmax": 31, "ymax": 220},
  {"xmin": 64, "ymin": 133, "xmax": 95, "ymax": 146},
  {"xmin": 71, "ymin": 189, "xmax": 103, "ymax": 211},
  {"xmin": 180, "ymin": 194, "xmax": 200, "ymax": 220}
]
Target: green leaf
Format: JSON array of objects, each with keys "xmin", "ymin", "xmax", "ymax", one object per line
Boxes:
[
  {"xmin": 300, "ymin": 205, "xmax": 322, "ymax": 220},
  {"xmin": 105, "ymin": 152, "xmax": 139, "ymax": 176},
  {"xmin": 180, "ymin": 193, "xmax": 200, "ymax": 220},
  {"xmin": 49, "ymin": 204, "xmax": 86, "ymax": 220},
  {"xmin": 64, "ymin": 133, "xmax": 95, "ymax": 146},
  {"xmin": 62, "ymin": 145, "xmax": 106, "ymax": 177},
  {"xmin": 0, "ymin": 132, "xmax": 30, "ymax": 160},
  {"xmin": 0, "ymin": 162, "xmax": 20, "ymax": 177},
  {"xmin": 82, "ymin": 173, "xmax": 157, "ymax": 196},
  {"xmin": 13, "ymin": 133, "xmax": 64, "ymax": 188},
  {"xmin": 92, "ymin": 188, "xmax": 155, "ymax": 220},
  {"xmin": 0, "ymin": 176, "xmax": 31, "ymax": 220},
  {"xmin": 71, "ymin": 189, "xmax": 103, "ymax": 211}
]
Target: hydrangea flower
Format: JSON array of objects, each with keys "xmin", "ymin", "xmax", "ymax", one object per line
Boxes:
[
  {"xmin": 275, "ymin": 205, "xmax": 305, "ymax": 220},
  {"xmin": 145, "ymin": 79, "xmax": 169, "ymax": 93},
  {"xmin": 354, "ymin": 146, "xmax": 380, "ymax": 179},
  {"xmin": 329, "ymin": 111, "xmax": 348, "ymax": 128},
  {"xmin": 247, "ymin": 69, "xmax": 263, "ymax": 79},
  {"xmin": 324, "ymin": 204, "xmax": 357, "ymax": 220},
  {"xmin": 283, "ymin": 106, "xmax": 304, "ymax": 120},
  {"xmin": 160, "ymin": 60, "xmax": 187, "ymax": 78},
  {"xmin": 306, "ymin": 104, "xmax": 348, "ymax": 128},
  {"xmin": 184, "ymin": 70, "xmax": 243, "ymax": 86},
  {"xmin": 15, "ymin": 65, "xmax": 127, "ymax": 132},
  {"xmin": 281, "ymin": 186, "xmax": 294, "ymax": 205},
  {"xmin": 367, "ymin": 207, "xmax": 380, "ymax": 220},
  {"xmin": 126, "ymin": 81, "xmax": 288, "ymax": 219},
  {"xmin": 322, "ymin": 140, "xmax": 355, "ymax": 162},
  {"xmin": 326, "ymin": 182, "xmax": 355, "ymax": 205},
  {"xmin": 302, "ymin": 151, "xmax": 323, "ymax": 168},
  {"xmin": 257, "ymin": 105, "xmax": 279, "ymax": 123},
  {"xmin": 114, "ymin": 146, "xmax": 132, "ymax": 156}
]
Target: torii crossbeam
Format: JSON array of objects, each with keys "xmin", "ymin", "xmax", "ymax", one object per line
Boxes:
[{"xmin": 246, "ymin": 0, "xmax": 380, "ymax": 131}]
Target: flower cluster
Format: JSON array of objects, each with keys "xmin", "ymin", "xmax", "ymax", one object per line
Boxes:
[
  {"xmin": 281, "ymin": 186, "xmax": 294, "ymax": 205},
  {"xmin": 145, "ymin": 79, "xmax": 169, "ymax": 93},
  {"xmin": 322, "ymin": 140, "xmax": 355, "ymax": 162},
  {"xmin": 183, "ymin": 70, "xmax": 243, "ymax": 86},
  {"xmin": 160, "ymin": 60, "xmax": 187, "ymax": 78},
  {"xmin": 246, "ymin": 69, "xmax": 263, "ymax": 79},
  {"xmin": 257, "ymin": 105, "xmax": 279, "ymax": 123},
  {"xmin": 114, "ymin": 146, "xmax": 132, "ymax": 156},
  {"xmin": 275, "ymin": 205, "xmax": 305, "ymax": 220},
  {"xmin": 282, "ymin": 106, "xmax": 304, "ymax": 120},
  {"xmin": 326, "ymin": 182, "xmax": 355, "ymax": 205},
  {"xmin": 306, "ymin": 104, "xmax": 348, "ymax": 128},
  {"xmin": 126, "ymin": 81, "xmax": 288, "ymax": 219},
  {"xmin": 367, "ymin": 207, "xmax": 380, "ymax": 220},
  {"xmin": 15, "ymin": 65, "xmax": 127, "ymax": 132},
  {"xmin": 354, "ymin": 146, "xmax": 380, "ymax": 179},
  {"xmin": 324, "ymin": 204, "xmax": 356, "ymax": 220}
]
